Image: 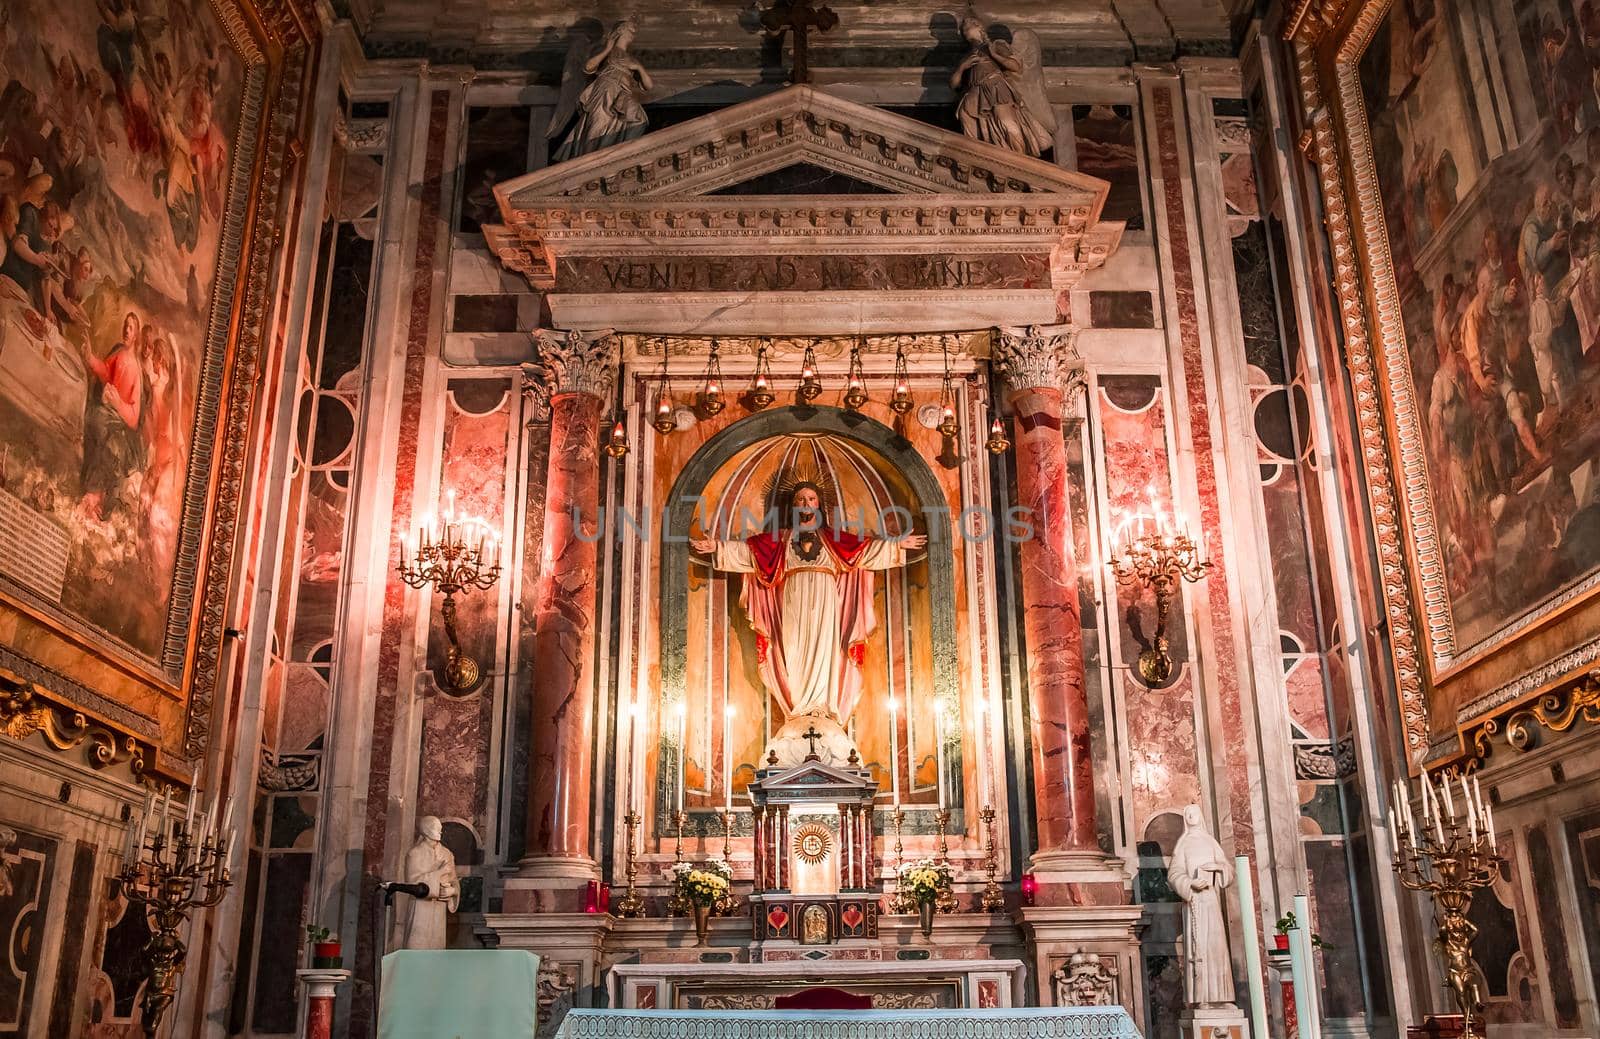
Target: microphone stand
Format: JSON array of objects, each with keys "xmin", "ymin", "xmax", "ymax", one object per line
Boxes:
[{"xmin": 370, "ymin": 881, "xmax": 429, "ymax": 1039}]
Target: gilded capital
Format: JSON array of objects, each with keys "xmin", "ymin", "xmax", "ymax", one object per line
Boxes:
[
  {"xmin": 527, "ymin": 328, "xmax": 622, "ymax": 401},
  {"xmin": 992, "ymin": 324, "xmax": 1085, "ymax": 399}
]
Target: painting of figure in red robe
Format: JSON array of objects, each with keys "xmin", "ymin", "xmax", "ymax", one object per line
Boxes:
[
  {"xmin": 1360, "ymin": 0, "xmax": 1600, "ymax": 654},
  {"xmin": 0, "ymin": 0, "xmax": 243, "ymax": 658}
]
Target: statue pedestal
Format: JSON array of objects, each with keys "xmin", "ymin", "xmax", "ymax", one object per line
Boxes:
[{"xmin": 1179, "ymin": 1004, "xmax": 1250, "ymax": 1039}]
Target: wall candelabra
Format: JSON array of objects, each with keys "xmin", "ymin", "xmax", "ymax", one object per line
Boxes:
[
  {"xmin": 1109, "ymin": 506, "xmax": 1210, "ymax": 686},
  {"xmin": 397, "ymin": 491, "xmax": 502, "ymax": 692},
  {"xmin": 1391, "ymin": 771, "xmax": 1503, "ymax": 1039},
  {"xmin": 116, "ymin": 788, "xmax": 236, "ymax": 1038}
]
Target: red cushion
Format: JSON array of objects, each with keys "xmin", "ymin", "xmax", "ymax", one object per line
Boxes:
[{"xmin": 774, "ymin": 987, "xmax": 873, "ymax": 1011}]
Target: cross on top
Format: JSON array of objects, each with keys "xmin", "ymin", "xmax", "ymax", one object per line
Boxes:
[
  {"xmin": 760, "ymin": 0, "xmax": 839, "ymax": 85},
  {"xmin": 801, "ymin": 723, "xmax": 823, "ymax": 761}
]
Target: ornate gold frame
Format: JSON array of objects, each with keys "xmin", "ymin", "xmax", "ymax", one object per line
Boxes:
[
  {"xmin": 1287, "ymin": 0, "xmax": 1600, "ymax": 765},
  {"xmin": 0, "ymin": 0, "xmax": 317, "ymax": 780}
]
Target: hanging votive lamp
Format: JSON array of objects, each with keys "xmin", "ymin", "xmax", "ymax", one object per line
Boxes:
[
  {"xmin": 889, "ymin": 344, "xmax": 914, "ymax": 415},
  {"xmin": 985, "ymin": 414, "xmax": 1010, "ymax": 454},
  {"xmin": 653, "ymin": 380, "xmax": 676, "ymax": 436},
  {"xmin": 843, "ymin": 338, "xmax": 868, "ymax": 411},
  {"xmin": 798, "ymin": 344, "xmax": 823, "ymax": 403},
  {"xmin": 700, "ymin": 339, "xmax": 726, "ymax": 417},
  {"xmin": 936, "ymin": 363, "xmax": 960, "ymax": 440},
  {"xmin": 604, "ymin": 418, "xmax": 630, "ymax": 458},
  {"xmin": 749, "ymin": 340, "xmax": 775, "ymax": 410}
]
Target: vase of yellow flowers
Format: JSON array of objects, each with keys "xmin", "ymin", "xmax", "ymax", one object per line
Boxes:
[
  {"xmin": 899, "ymin": 858, "xmax": 953, "ymax": 937},
  {"xmin": 673, "ymin": 860, "xmax": 732, "ymax": 946}
]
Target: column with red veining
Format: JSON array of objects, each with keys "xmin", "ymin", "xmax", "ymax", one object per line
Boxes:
[
  {"xmin": 522, "ymin": 331, "xmax": 619, "ymax": 872},
  {"xmin": 995, "ymin": 326, "xmax": 1098, "ymax": 855}
]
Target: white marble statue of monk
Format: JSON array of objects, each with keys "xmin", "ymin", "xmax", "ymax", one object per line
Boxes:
[
  {"xmin": 394, "ymin": 815, "xmax": 459, "ymax": 951},
  {"xmin": 1168, "ymin": 804, "xmax": 1237, "ymax": 1007},
  {"xmin": 690, "ymin": 481, "xmax": 925, "ymax": 724}
]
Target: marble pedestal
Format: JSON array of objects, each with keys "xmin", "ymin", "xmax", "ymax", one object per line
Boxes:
[
  {"xmin": 480, "ymin": 912, "xmax": 613, "ymax": 1036},
  {"xmin": 1180, "ymin": 1005, "xmax": 1250, "ymax": 1039},
  {"xmin": 1020, "ymin": 903, "xmax": 1146, "ymax": 1027}
]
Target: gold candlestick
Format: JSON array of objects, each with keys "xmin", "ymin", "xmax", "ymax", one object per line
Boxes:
[
  {"xmin": 613, "ymin": 810, "xmax": 646, "ymax": 918},
  {"xmin": 888, "ymin": 808, "xmax": 912, "ymax": 913},
  {"xmin": 116, "ymin": 793, "xmax": 234, "ymax": 1038},
  {"xmin": 980, "ymin": 805, "xmax": 1004, "ymax": 912},
  {"xmin": 1393, "ymin": 774, "xmax": 1503, "ymax": 1039},
  {"xmin": 667, "ymin": 810, "xmax": 689, "ymax": 916},
  {"xmin": 934, "ymin": 809, "xmax": 957, "ymax": 913},
  {"xmin": 721, "ymin": 808, "xmax": 732, "ymax": 860}
]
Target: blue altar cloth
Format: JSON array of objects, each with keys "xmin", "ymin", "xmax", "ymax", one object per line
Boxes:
[
  {"xmin": 554, "ymin": 1007, "xmax": 1143, "ymax": 1039},
  {"xmin": 378, "ymin": 950, "xmax": 541, "ymax": 1039}
]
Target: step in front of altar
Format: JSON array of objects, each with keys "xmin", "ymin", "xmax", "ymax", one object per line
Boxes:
[{"xmin": 557, "ymin": 1007, "xmax": 1144, "ymax": 1039}]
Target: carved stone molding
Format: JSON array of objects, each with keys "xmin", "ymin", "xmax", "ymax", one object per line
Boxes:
[
  {"xmin": 528, "ymin": 329, "xmax": 622, "ymax": 401},
  {"xmin": 334, "ymin": 110, "xmax": 390, "ymax": 151},
  {"xmin": 992, "ymin": 324, "xmax": 1086, "ymax": 398},
  {"xmin": 537, "ymin": 961, "xmax": 579, "ymax": 1039},
  {"xmin": 629, "ymin": 333, "xmax": 984, "ymax": 362},
  {"xmin": 1283, "ymin": 0, "xmax": 1352, "ymax": 45},
  {"xmin": 0, "ymin": 671, "xmax": 148, "ymax": 777},
  {"xmin": 1053, "ymin": 950, "xmax": 1119, "ymax": 1008}
]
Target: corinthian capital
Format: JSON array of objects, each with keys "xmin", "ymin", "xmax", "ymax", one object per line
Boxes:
[
  {"xmin": 992, "ymin": 324, "xmax": 1086, "ymax": 399},
  {"xmin": 526, "ymin": 328, "xmax": 621, "ymax": 401}
]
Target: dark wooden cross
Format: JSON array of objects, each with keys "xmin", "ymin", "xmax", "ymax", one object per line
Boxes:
[
  {"xmin": 801, "ymin": 723, "xmax": 824, "ymax": 760},
  {"xmin": 760, "ymin": 0, "xmax": 839, "ymax": 85}
]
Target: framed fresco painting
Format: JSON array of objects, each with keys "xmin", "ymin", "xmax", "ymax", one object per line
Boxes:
[
  {"xmin": 1289, "ymin": 0, "xmax": 1600, "ymax": 765},
  {"xmin": 0, "ymin": 0, "xmax": 314, "ymax": 775}
]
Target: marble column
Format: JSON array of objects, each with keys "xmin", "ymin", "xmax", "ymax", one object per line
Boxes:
[
  {"xmin": 520, "ymin": 330, "xmax": 620, "ymax": 879},
  {"xmin": 993, "ymin": 325, "xmax": 1098, "ymax": 857}
]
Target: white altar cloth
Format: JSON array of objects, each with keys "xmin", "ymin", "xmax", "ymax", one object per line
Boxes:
[{"xmin": 556, "ymin": 1007, "xmax": 1143, "ymax": 1039}]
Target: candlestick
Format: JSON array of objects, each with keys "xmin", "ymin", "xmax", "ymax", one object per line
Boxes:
[{"xmin": 979, "ymin": 805, "xmax": 1003, "ymax": 911}]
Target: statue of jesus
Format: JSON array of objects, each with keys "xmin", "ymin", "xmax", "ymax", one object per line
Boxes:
[{"xmin": 690, "ymin": 479, "xmax": 925, "ymax": 727}]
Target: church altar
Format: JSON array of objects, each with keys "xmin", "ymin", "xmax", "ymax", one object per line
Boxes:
[
  {"xmin": 556, "ymin": 1007, "xmax": 1143, "ymax": 1039},
  {"xmin": 607, "ymin": 958, "xmax": 1025, "ymax": 1010}
]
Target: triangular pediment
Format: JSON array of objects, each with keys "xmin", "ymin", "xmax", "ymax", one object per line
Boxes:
[
  {"xmin": 748, "ymin": 759, "xmax": 878, "ymax": 804},
  {"xmin": 495, "ymin": 84, "xmax": 1111, "ymax": 204},
  {"xmin": 484, "ymin": 84, "xmax": 1124, "ymax": 331}
]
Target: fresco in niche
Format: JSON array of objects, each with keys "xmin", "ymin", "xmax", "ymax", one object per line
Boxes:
[
  {"xmin": 1359, "ymin": 0, "xmax": 1600, "ymax": 651},
  {"xmin": 1072, "ymin": 104, "xmax": 1143, "ymax": 232},
  {"xmin": 0, "ymin": 0, "xmax": 243, "ymax": 657}
]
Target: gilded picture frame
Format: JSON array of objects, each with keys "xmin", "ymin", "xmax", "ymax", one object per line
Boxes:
[{"xmin": 1289, "ymin": 0, "xmax": 1600, "ymax": 765}]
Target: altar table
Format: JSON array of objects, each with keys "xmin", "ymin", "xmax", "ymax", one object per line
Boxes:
[
  {"xmin": 378, "ymin": 949, "xmax": 540, "ymax": 1039},
  {"xmin": 555, "ymin": 1007, "xmax": 1144, "ymax": 1039},
  {"xmin": 607, "ymin": 957, "xmax": 1025, "ymax": 1010}
]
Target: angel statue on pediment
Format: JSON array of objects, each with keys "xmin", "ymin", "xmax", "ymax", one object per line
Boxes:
[
  {"xmin": 547, "ymin": 17, "xmax": 653, "ymax": 163},
  {"xmin": 950, "ymin": 13, "xmax": 1057, "ymax": 158}
]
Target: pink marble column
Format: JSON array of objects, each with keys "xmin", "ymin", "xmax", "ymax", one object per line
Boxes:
[
  {"xmin": 297, "ymin": 968, "xmax": 351, "ymax": 1039},
  {"xmin": 995, "ymin": 326, "xmax": 1098, "ymax": 855},
  {"xmin": 523, "ymin": 331, "xmax": 619, "ymax": 871}
]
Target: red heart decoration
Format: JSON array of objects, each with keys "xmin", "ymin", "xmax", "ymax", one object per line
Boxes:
[
  {"xmin": 841, "ymin": 906, "xmax": 863, "ymax": 929},
  {"xmin": 768, "ymin": 907, "xmax": 790, "ymax": 933}
]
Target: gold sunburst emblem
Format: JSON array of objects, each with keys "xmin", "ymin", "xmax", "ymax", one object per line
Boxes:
[{"xmin": 792, "ymin": 823, "xmax": 832, "ymax": 865}]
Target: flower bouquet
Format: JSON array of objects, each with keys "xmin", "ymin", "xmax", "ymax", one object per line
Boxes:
[
  {"xmin": 672, "ymin": 860, "xmax": 733, "ymax": 945},
  {"xmin": 898, "ymin": 858, "xmax": 954, "ymax": 936}
]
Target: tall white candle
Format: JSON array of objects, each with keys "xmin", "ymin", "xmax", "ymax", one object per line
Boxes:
[
  {"xmin": 1461, "ymin": 776, "xmax": 1475, "ymax": 833},
  {"xmin": 676, "ymin": 701, "xmax": 687, "ymax": 816},
  {"xmin": 625, "ymin": 701, "xmax": 639, "ymax": 812},
  {"xmin": 1419, "ymin": 770, "xmax": 1432, "ymax": 823},
  {"xmin": 723, "ymin": 704, "xmax": 735, "ymax": 813},
  {"xmin": 887, "ymin": 697, "xmax": 901, "ymax": 808},
  {"xmin": 935, "ymin": 704, "xmax": 948, "ymax": 811},
  {"xmin": 1234, "ymin": 857, "xmax": 1271, "ymax": 1039},
  {"xmin": 1441, "ymin": 774, "xmax": 1454, "ymax": 819}
]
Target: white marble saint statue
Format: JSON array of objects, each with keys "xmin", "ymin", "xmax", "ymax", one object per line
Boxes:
[
  {"xmin": 547, "ymin": 18, "xmax": 653, "ymax": 162},
  {"xmin": 1168, "ymin": 804, "xmax": 1237, "ymax": 1007},
  {"xmin": 690, "ymin": 478, "xmax": 925, "ymax": 726},
  {"xmin": 394, "ymin": 816, "xmax": 459, "ymax": 951},
  {"xmin": 950, "ymin": 16, "xmax": 1056, "ymax": 158}
]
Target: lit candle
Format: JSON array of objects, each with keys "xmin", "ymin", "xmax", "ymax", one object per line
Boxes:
[
  {"xmin": 935, "ymin": 704, "xmax": 948, "ymax": 811},
  {"xmin": 887, "ymin": 697, "xmax": 901, "ymax": 808},
  {"xmin": 723, "ymin": 704, "xmax": 735, "ymax": 814},
  {"xmin": 1419, "ymin": 770, "xmax": 1432, "ymax": 822}
]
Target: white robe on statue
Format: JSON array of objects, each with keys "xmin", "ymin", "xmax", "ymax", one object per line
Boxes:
[
  {"xmin": 1167, "ymin": 805, "xmax": 1236, "ymax": 1007},
  {"xmin": 711, "ymin": 532, "xmax": 904, "ymax": 723},
  {"xmin": 394, "ymin": 835, "xmax": 459, "ymax": 951}
]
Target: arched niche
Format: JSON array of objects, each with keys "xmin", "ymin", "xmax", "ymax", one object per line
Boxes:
[{"xmin": 658, "ymin": 406, "xmax": 961, "ymax": 835}]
